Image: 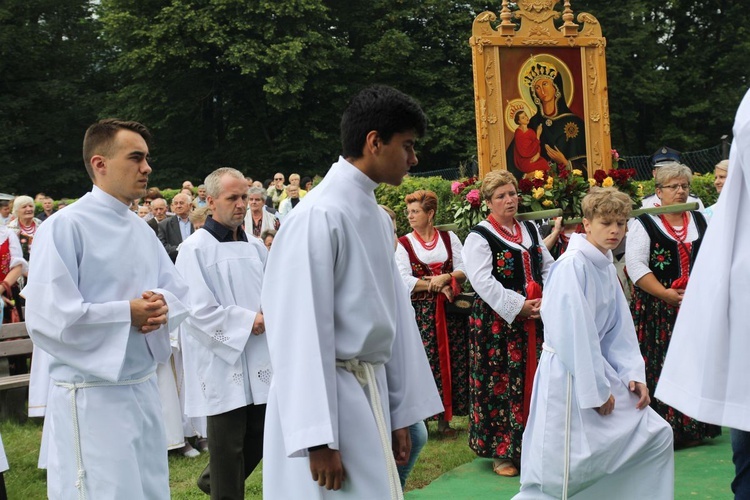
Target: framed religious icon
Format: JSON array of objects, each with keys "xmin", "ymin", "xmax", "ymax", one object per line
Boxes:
[{"xmin": 470, "ymin": 0, "xmax": 611, "ymax": 179}]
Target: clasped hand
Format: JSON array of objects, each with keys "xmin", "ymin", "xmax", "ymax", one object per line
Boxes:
[
  {"xmin": 251, "ymin": 312, "xmax": 265, "ymax": 335},
  {"xmin": 662, "ymin": 288, "xmax": 684, "ymax": 307},
  {"xmin": 519, "ymin": 298, "xmax": 541, "ymax": 319},
  {"xmin": 130, "ymin": 291, "xmax": 168, "ymax": 334},
  {"xmin": 425, "ymin": 274, "xmax": 452, "ymax": 293}
]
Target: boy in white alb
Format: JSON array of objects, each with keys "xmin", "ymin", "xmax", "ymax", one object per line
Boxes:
[{"xmin": 515, "ymin": 188, "xmax": 674, "ymax": 499}]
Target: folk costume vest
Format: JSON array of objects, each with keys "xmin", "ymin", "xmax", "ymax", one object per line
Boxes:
[
  {"xmin": 398, "ymin": 230, "xmax": 457, "ymax": 420},
  {"xmin": 636, "ymin": 211, "xmax": 707, "ymax": 289},
  {"xmin": 470, "ymin": 221, "xmax": 544, "ymax": 294}
]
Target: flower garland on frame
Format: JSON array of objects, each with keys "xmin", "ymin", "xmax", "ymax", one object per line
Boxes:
[
  {"xmin": 449, "ymin": 177, "xmax": 488, "ymax": 236},
  {"xmin": 517, "ymin": 163, "xmax": 589, "ymax": 218},
  {"xmin": 587, "ymin": 149, "xmax": 643, "ymax": 208}
]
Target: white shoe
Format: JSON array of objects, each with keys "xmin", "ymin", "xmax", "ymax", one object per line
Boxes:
[{"xmin": 178, "ymin": 443, "xmax": 200, "ymax": 458}]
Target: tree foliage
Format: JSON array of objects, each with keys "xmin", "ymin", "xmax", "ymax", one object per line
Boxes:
[
  {"xmin": 0, "ymin": 0, "xmax": 746, "ymax": 197},
  {"xmin": 0, "ymin": 0, "xmax": 105, "ymax": 196}
]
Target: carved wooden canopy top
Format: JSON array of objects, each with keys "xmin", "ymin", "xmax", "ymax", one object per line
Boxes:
[
  {"xmin": 472, "ymin": 0, "xmax": 604, "ymax": 49},
  {"xmin": 469, "ymin": 0, "xmax": 612, "ymax": 176}
]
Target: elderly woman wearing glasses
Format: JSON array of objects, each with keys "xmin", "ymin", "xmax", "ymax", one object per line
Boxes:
[
  {"xmin": 395, "ymin": 189, "xmax": 469, "ymax": 437},
  {"xmin": 626, "ymin": 162, "xmax": 720, "ymax": 447}
]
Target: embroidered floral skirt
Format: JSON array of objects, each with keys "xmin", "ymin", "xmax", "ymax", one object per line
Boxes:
[
  {"xmin": 413, "ymin": 298, "xmax": 469, "ymax": 420},
  {"xmin": 632, "ymin": 287, "xmax": 721, "ymax": 443},
  {"xmin": 467, "ymin": 297, "xmax": 542, "ymax": 461}
]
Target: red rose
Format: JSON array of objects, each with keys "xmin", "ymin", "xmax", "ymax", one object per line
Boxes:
[
  {"xmin": 532, "ymin": 178, "xmax": 545, "ymax": 188},
  {"xmin": 496, "ymin": 443, "xmax": 508, "ymax": 456},
  {"xmin": 514, "ymin": 412, "xmax": 524, "ymax": 423},
  {"xmin": 657, "ymin": 255, "xmax": 665, "ymax": 262},
  {"xmin": 510, "ymin": 350, "xmax": 522, "ymax": 362},
  {"xmin": 558, "ymin": 168, "xmax": 570, "ymax": 180},
  {"xmin": 474, "ymin": 412, "xmax": 480, "ymax": 423},
  {"xmin": 504, "ymin": 251, "xmax": 512, "ymax": 258},
  {"xmin": 468, "ymin": 317, "xmax": 475, "ymax": 326},
  {"xmin": 488, "ymin": 348, "xmax": 496, "ymax": 357},
  {"xmin": 594, "ymin": 169, "xmax": 608, "ymax": 184},
  {"xmin": 503, "ymin": 269, "xmax": 512, "ymax": 276},
  {"xmin": 518, "ymin": 178, "xmax": 534, "ymax": 193},
  {"xmin": 493, "ymin": 383, "xmax": 503, "ymax": 395},
  {"xmin": 497, "ymin": 259, "xmax": 505, "ymax": 267},
  {"xmin": 490, "ymin": 409, "xmax": 499, "ymax": 418},
  {"xmin": 477, "ymin": 439, "xmax": 485, "ymax": 448},
  {"xmin": 475, "ymin": 318, "xmax": 482, "ymax": 329},
  {"xmin": 491, "ymin": 321, "xmax": 501, "ymax": 334}
]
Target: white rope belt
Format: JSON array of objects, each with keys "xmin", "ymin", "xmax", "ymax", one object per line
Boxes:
[
  {"xmin": 336, "ymin": 359, "xmax": 403, "ymax": 500},
  {"xmin": 542, "ymin": 343, "xmax": 571, "ymax": 499},
  {"xmin": 54, "ymin": 372, "xmax": 155, "ymax": 500}
]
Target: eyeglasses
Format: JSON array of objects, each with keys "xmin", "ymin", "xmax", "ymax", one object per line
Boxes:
[
  {"xmin": 274, "ymin": 177, "xmax": 283, "ymax": 181},
  {"xmin": 659, "ymin": 183, "xmax": 690, "ymax": 192}
]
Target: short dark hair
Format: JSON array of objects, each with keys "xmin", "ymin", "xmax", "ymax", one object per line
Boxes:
[
  {"xmin": 340, "ymin": 85, "xmax": 427, "ymax": 159},
  {"xmin": 82, "ymin": 119, "xmax": 151, "ymax": 182}
]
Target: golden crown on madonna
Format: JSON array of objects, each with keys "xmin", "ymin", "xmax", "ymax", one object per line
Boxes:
[{"xmin": 522, "ymin": 60, "xmax": 559, "ymax": 88}]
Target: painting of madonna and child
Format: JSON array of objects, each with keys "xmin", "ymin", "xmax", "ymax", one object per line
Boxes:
[{"xmin": 503, "ymin": 49, "xmax": 588, "ymax": 179}]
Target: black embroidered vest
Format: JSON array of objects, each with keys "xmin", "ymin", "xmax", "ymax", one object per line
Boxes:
[
  {"xmin": 470, "ymin": 221, "xmax": 544, "ymax": 296},
  {"xmin": 636, "ymin": 211, "xmax": 707, "ymax": 288}
]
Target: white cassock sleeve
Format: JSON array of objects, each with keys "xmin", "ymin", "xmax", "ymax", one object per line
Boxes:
[
  {"xmin": 541, "ymin": 258, "xmax": 611, "ymax": 409},
  {"xmin": 145, "ymin": 275, "xmax": 192, "ymax": 364},
  {"xmin": 385, "ymin": 261, "xmax": 444, "ymax": 430},
  {"xmin": 23, "ymin": 217, "xmax": 189, "ymax": 382},
  {"xmin": 599, "ymin": 279, "xmax": 647, "ymax": 388},
  {"xmin": 175, "ymin": 242, "xmax": 257, "ymax": 367},
  {"xmin": 262, "ymin": 207, "xmax": 339, "ymax": 457}
]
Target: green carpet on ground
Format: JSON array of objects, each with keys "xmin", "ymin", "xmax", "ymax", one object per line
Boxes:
[{"xmin": 406, "ymin": 430, "xmax": 735, "ymax": 499}]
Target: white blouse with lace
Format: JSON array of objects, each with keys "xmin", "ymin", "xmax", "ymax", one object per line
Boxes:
[{"xmin": 462, "ymin": 220, "xmax": 553, "ymax": 324}]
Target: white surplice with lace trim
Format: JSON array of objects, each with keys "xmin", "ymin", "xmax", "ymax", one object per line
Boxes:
[{"xmin": 175, "ymin": 228, "xmax": 271, "ymax": 418}]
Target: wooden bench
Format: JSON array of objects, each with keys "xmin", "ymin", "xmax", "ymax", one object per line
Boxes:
[{"xmin": 0, "ymin": 321, "xmax": 32, "ymax": 421}]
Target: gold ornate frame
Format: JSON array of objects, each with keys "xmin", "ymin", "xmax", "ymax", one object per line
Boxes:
[{"xmin": 470, "ymin": 0, "xmax": 611, "ymax": 178}]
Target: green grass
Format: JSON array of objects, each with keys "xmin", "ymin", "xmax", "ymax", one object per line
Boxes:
[{"xmin": 1, "ymin": 416, "xmax": 475, "ymax": 498}]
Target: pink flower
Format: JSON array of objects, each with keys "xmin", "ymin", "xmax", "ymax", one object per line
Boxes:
[
  {"xmin": 611, "ymin": 148, "xmax": 620, "ymax": 160},
  {"xmin": 466, "ymin": 189, "xmax": 481, "ymax": 207},
  {"xmin": 451, "ymin": 181, "xmax": 463, "ymax": 195}
]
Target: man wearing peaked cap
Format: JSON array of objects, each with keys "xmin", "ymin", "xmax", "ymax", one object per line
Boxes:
[{"xmin": 641, "ymin": 145, "xmax": 704, "ymax": 209}]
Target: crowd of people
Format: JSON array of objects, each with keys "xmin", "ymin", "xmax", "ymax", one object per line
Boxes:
[{"xmin": 0, "ymin": 83, "xmax": 748, "ymax": 500}]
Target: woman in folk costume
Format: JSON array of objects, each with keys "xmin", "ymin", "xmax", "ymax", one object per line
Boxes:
[
  {"xmin": 462, "ymin": 170, "xmax": 554, "ymax": 476},
  {"xmin": 0, "ymin": 224, "xmax": 27, "ymax": 324},
  {"xmin": 625, "ymin": 162, "xmax": 720, "ymax": 446},
  {"xmin": 395, "ymin": 189, "xmax": 469, "ymax": 437},
  {"xmin": 7, "ymin": 195, "xmax": 41, "ymax": 263}
]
